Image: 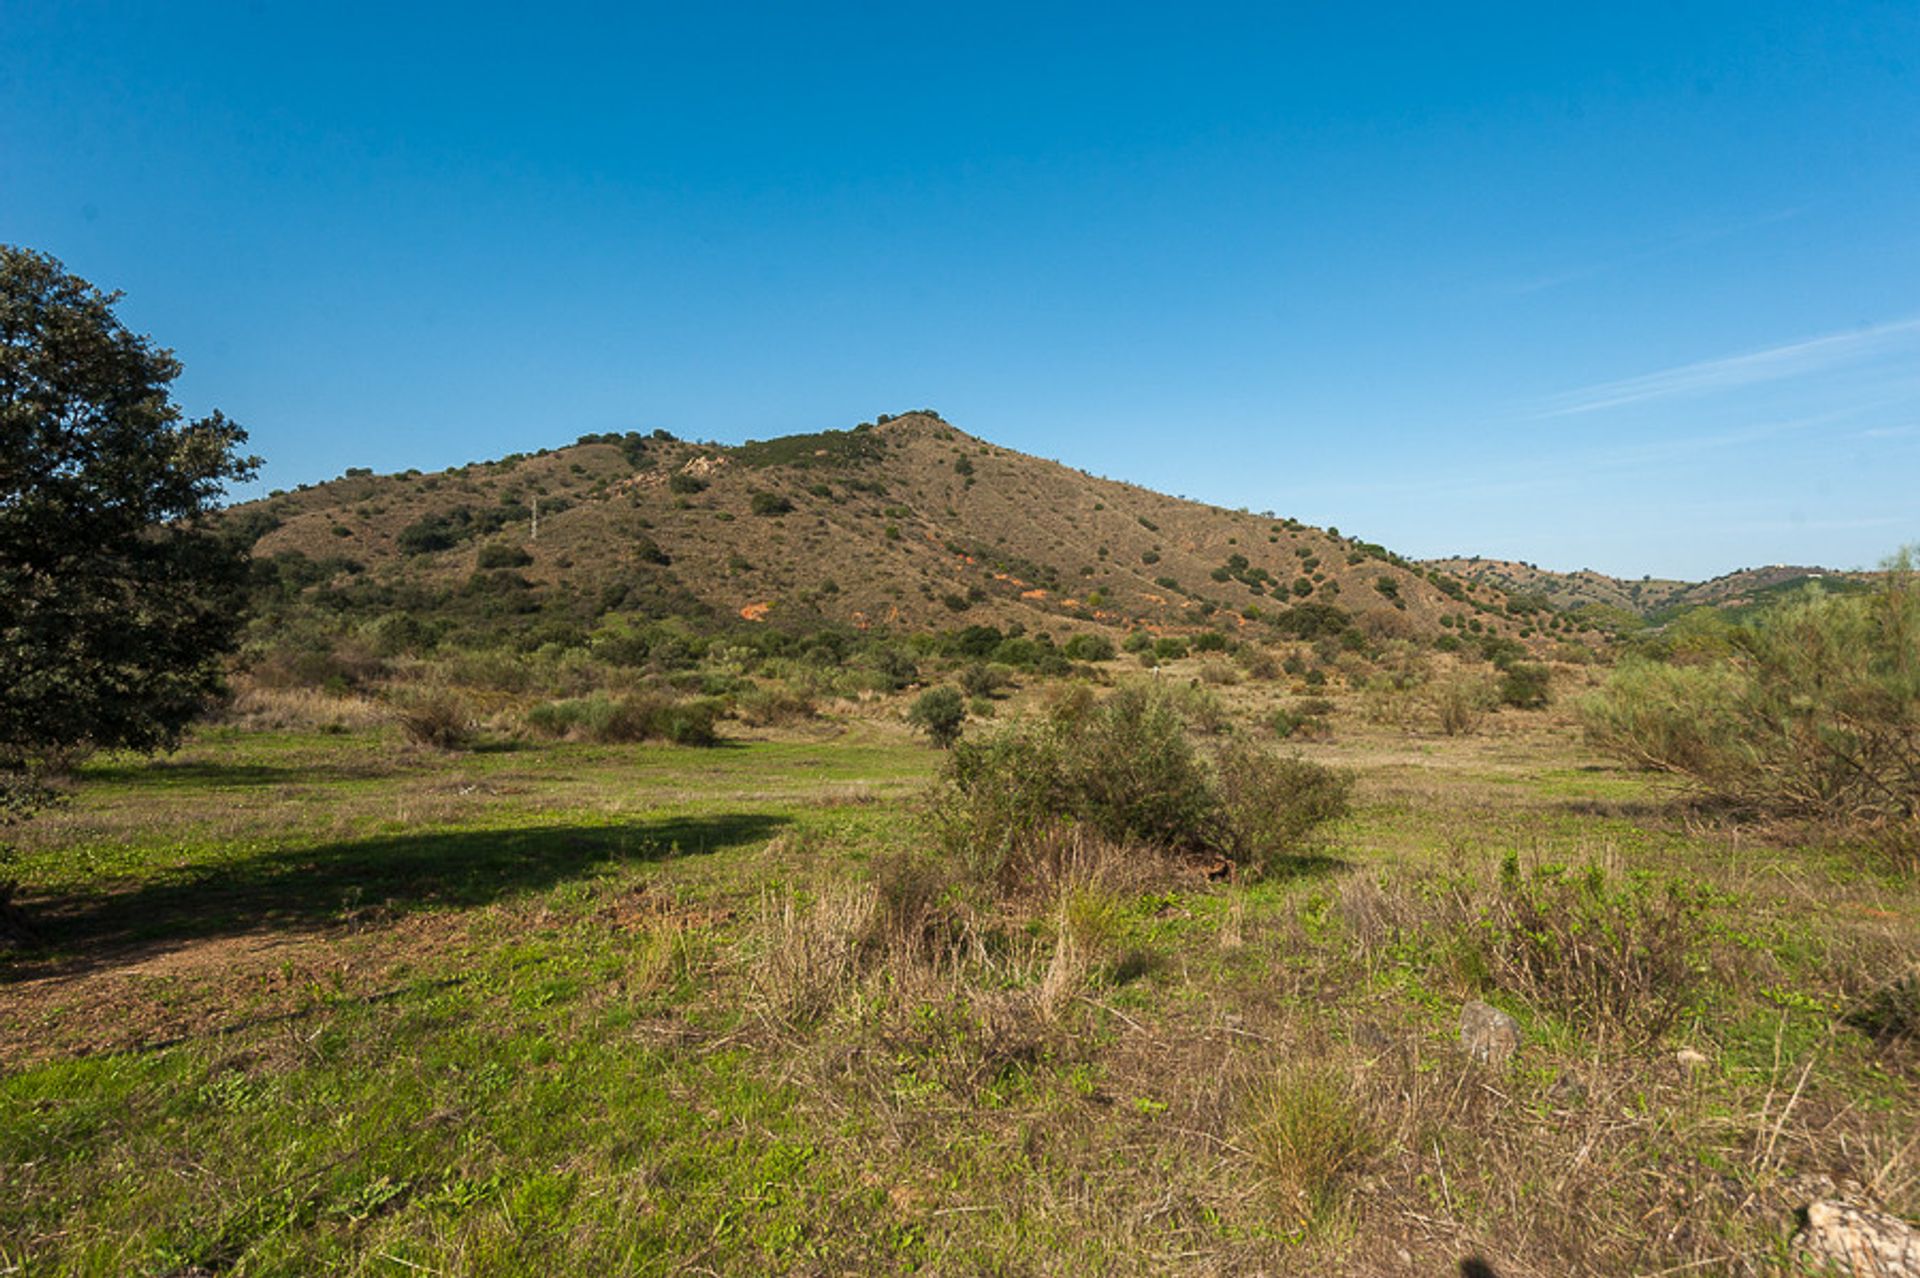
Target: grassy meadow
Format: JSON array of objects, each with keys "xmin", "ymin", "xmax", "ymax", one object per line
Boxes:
[{"xmin": 2, "ymin": 675, "xmax": 1916, "ymax": 1276}]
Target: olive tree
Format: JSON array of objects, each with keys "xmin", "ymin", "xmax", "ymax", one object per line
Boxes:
[{"xmin": 1, "ymin": 246, "xmax": 259, "ymax": 941}]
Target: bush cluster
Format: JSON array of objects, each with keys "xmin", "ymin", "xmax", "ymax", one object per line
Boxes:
[{"xmin": 928, "ymin": 685, "xmax": 1350, "ymax": 884}]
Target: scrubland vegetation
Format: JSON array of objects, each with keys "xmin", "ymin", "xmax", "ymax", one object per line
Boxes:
[{"xmin": 4, "ymin": 561, "xmax": 1917, "ymax": 1276}]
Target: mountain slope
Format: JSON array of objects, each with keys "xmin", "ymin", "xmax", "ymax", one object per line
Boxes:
[{"xmin": 233, "ymin": 412, "xmax": 1552, "ymax": 644}]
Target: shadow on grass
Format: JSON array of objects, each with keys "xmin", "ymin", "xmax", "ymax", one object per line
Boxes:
[
  {"xmin": 1264, "ymin": 853, "xmax": 1350, "ymax": 883},
  {"xmin": 75, "ymin": 759, "xmax": 390, "ymax": 789},
  {"xmin": 12, "ymin": 812, "xmax": 787, "ymax": 975}
]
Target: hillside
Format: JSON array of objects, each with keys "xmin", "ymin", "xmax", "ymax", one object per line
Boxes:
[
  {"xmin": 1422, "ymin": 555, "xmax": 1868, "ymax": 621},
  {"xmin": 230, "ymin": 412, "xmax": 1576, "ymax": 648}
]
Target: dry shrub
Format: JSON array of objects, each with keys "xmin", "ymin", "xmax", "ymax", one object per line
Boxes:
[
  {"xmin": 1237, "ymin": 647, "xmax": 1282, "ymax": 680},
  {"xmin": 1168, "ymin": 682, "xmax": 1234, "ymax": 734},
  {"xmin": 394, "ymin": 688, "xmax": 472, "ymax": 749},
  {"xmin": 1846, "ymin": 963, "xmax": 1920, "ymax": 1049},
  {"xmin": 997, "ymin": 823, "xmax": 1171, "ymax": 909},
  {"xmin": 1431, "ymin": 672, "xmax": 1494, "ymax": 736},
  {"xmin": 1198, "ymin": 660, "xmax": 1241, "ymax": 686},
  {"xmin": 1242, "ymin": 1059, "xmax": 1376, "ymax": 1223}
]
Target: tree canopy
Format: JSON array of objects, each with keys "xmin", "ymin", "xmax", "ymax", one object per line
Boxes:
[{"xmin": 1, "ymin": 245, "xmax": 259, "ymax": 784}]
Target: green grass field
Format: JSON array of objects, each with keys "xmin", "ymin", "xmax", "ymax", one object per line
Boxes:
[{"xmin": 3, "ymin": 704, "xmax": 1915, "ymax": 1275}]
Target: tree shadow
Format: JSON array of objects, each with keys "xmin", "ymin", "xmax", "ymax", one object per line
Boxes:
[
  {"xmin": 1264, "ymin": 852, "xmax": 1352, "ymax": 883},
  {"xmin": 8, "ymin": 812, "xmax": 787, "ymax": 978},
  {"xmin": 75, "ymin": 760, "xmax": 388, "ymax": 788}
]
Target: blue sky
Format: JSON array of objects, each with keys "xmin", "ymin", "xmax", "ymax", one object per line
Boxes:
[{"xmin": 5, "ymin": 2, "xmax": 1916, "ymax": 579}]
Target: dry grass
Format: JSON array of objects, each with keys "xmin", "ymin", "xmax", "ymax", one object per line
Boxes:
[{"xmin": 219, "ymin": 683, "xmax": 389, "ymax": 732}]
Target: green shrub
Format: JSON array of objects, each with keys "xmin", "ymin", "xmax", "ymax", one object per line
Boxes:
[
  {"xmin": 477, "ymin": 542, "xmax": 532, "ymax": 569},
  {"xmin": 929, "ymin": 686, "xmax": 1349, "ymax": 884},
  {"xmin": 1269, "ymin": 705, "xmax": 1332, "ymax": 740},
  {"xmin": 1582, "ymin": 561, "xmax": 1919, "ymax": 831},
  {"xmin": 1497, "ymin": 661, "xmax": 1551, "ymax": 709},
  {"xmin": 1466, "ymin": 855, "xmax": 1706, "ymax": 1046},
  {"xmin": 960, "ymin": 663, "xmax": 1011, "ymax": 700},
  {"xmin": 1061, "ymin": 633, "xmax": 1116, "ymax": 662},
  {"xmin": 1152, "ymin": 637, "xmax": 1189, "ymax": 661},
  {"xmin": 749, "ymin": 491, "xmax": 793, "ymax": 516},
  {"xmin": 1210, "ymin": 738, "xmax": 1351, "ymax": 870},
  {"xmin": 667, "ymin": 472, "xmax": 707, "ymax": 495},
  {"xmin": 908, "ymin": 687, "xmax": 967, "ymax": 748}
]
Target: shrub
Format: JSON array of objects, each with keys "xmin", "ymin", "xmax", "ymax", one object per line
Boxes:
[
  {"xmin": 1582, "ymin": 561, "xmax": 1920, "ymax": 831},
  {"xmin": 929, "ymin": 686, "xmax": 1349, "ymax": 883},
  {"xmin": 1497, "ymin": 661, "xmax": 1551, "ymax": 709},
  {"xmin": 477, "ymin": 542, "xmax": 533, "ymax": 569},
  {"xmin": 667, "ymin": 472, "xmax": 707, "ymax": 495},
  {"xmin": 734, "ymin": 686, "xmax": 817, "ymax": 727},
  {"xmin": 1061, "ymin": 633, "xmax": 1116, "ymax": 662},
  {"xmin": 1432, "ymin": 673, "xmax": 1494, "ymax": 736},
  {"xmin": 1210, "ymin": 738, "xmax": 1351, "ymax": 870},
  {"xmin": 908, "ymin": 687, "xmax": 967, "ymax": 748},
  {"xmin": 524, "ymin": 693, "xmax": 720, "ymax": 746},
  {"xmin": 1269, "ymin": 705, "xmax": 1331, "ymax": 740},
  {"xmin": 749, "ymin": 491, "xmax": 793, "ymax": 516},
  {"xmin": 959, "ymin": 663, "xmax": 1011, "ymax": 700},
  {"xmin": 1152, "ymin": 637, "xmax": 1189, "ymax": 661}
]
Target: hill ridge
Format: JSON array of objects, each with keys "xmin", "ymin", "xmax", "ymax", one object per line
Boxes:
[{"xmin": 231, "ymin": 412, "xmax": 1593, "ymax": 648}]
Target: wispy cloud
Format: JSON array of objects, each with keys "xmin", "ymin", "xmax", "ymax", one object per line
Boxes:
[
  {"xmin": 1861, "ymin": 424, "xmax": 1919, "ymax": 439},
  {"xmin": 1508, "ymin": 208, "xmax": 1803, "ymax": 296},
  {"xmin": 1537, "ymin": 316, "xmax": 1920, "ymax": 417}
]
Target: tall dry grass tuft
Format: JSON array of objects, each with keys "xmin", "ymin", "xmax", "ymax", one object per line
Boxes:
[
  {"xmin": 750, "ymin": 883, "xmax": 877, "ymax": 1029},
  {"xmin": 1242, "ymin": 1058, "xmax": 1377, "ymax": 1225}
]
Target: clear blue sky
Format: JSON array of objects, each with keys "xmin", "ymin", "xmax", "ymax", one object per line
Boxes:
[{"xmin": 5, "ymin": 2, "xmax": 1916, "ymax": 579}]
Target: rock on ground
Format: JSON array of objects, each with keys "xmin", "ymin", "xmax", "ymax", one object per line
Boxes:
[
  {"xmin": 1459, "ymin": 999, "xmax": 1519, "ymax": 1065},
  {"xmin": 1794, "ymin": 1200, "xmax": 1920, "ymax": 1276}
]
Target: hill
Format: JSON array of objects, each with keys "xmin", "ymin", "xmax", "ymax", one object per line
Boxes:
[
  {"xmin": 1421, "ymin": 556, "xmax": 1870, "ymax": 622},
  {"xmin": 229, "ymin": 412, "xmax": 1586, "ymax": 650}
]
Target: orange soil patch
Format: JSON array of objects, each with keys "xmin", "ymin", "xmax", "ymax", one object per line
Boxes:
[{"xmin": 739, "ymin": 602, "xmax": 773, "ymax": 622}]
